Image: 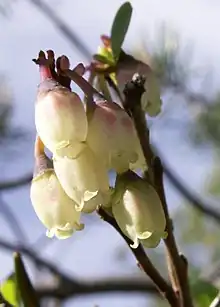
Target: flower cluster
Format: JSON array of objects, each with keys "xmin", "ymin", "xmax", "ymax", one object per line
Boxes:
[{"xmin": 30, "ymin": 50, "xmax": 166, "ymax": 248}]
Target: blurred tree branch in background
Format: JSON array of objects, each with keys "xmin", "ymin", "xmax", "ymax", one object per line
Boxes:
[
  {"xmin": 0, "ymin": 174, "xmax": 32, "ymax": 191},
  {"xmin": 0, "ymin": 197, "xmax": 28, "ymax": 243},
  {"xmin": 29, "ymin": 0, "xmax": 91, "ymax": 60},
  {"xmin": 0, "ymin": 237, "xmax": 159, "ymax": 303},
  {"xmin": 157, "ymin": 151, "xmax": 220, "ymax": 224},
  {"xmin": 0, "ymin": 76, "xmax": 13, "ymax": 138},
  {"xmin": 1, "ymin": 1, "xmax": 220, "ymax": 307}
]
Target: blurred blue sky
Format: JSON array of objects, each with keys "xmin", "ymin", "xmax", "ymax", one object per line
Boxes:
[{"xmin": 0, "ymin": 0, "xmax": 220, "ymax": 306}]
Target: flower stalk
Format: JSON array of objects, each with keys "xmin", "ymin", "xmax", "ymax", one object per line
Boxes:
[
  {"xmin": 97, "ymin": 206, "xmax": 178, "ymax": 306},
  {"xmin": 122, "ymin": 74, "xmax": 194, "ymax": 307}
]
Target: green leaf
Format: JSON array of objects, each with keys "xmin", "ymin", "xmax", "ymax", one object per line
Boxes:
[
  {"xmin": 190, "ymin": 268, "xmax": 218, "ymax": 307},
  {"xmin": 110, "ymin": 2, "xmax": 133, "ymax": 61},
  {"xmin": 0, "ymin": 274, "xmax": 17, "ymax": 306},
  {"xmin": 93, "ymin": 54, "xmax": 115, "ymax": 66},
  {"xmin": 192, "ymin": 280, "xmax": 218, "ymax": 307},
  {"xmin": 96, "ymin": 75, "xmax": 112, "ymax": 101},
  {"xmin": 14, "ymin": 253, "xmax": 40, "ymax": 307}
]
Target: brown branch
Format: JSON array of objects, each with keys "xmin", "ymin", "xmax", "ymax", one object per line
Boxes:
[
  {"xmin": 37, "ymin": 278, "xmax": 158, "ymax": 299},
  {"xmin": 29, "ymin": 0, "xmax": 91, "ymax": 60},
  {"xmin": 0, "ymin": 173, "xmax": 32, "ymax": 190},
  {"xmin": 0, "ymin": 196, "xmax": 28, "ymax": 243},
  {"xmin": 153, "ymin": 157, "xmax": 192, "ymax": 306},
  {"xmin": 0, "ymin": 238, "xmax": 158, "ymax": 301},
  {"xmin": 0, "ymin": 238, "xmax": 72, "ymax": 284},
  {"xmin": 123, "ymin": 76, "xmax": 194, "ymax": 307},
  {"xmin": 159, "ymin": 156, "xmax": 220, "ymax": 223},
  {"xmin": 63, "ymin": 68, "xmax": 106, "ymax": 100},
  {"xmin": 97, "ymin": 207, "xmax": 178, "ymax": 306}
]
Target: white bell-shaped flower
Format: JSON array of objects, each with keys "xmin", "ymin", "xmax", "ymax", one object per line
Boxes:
[
  {"xmin": 30, "ymin": 136, "xmax": 84, "ymax": 239},
  {"xmin": 35, "ymin": 58, "xmax": 88, "ymax": 159},
  {"xmin": 31, "ymin": 170, "xmax": 84, "ymax": 239},
  {"xmin": 87, "ymin": 101, "xmax": 141, "ymax": 173},
  {"xmin": 112, "ymin": 171, "xmax": 167, "ymax": 248},
  {"xmin": 53, "ymin": 145, "xmax": 110, "ymax": 213}
]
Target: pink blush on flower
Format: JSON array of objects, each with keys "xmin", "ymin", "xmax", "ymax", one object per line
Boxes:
[
  {"xmin": 97, "ymin": 107, "xmax": 117, "ymax": 126},
  {"xmin": 121, "ymin": 117, "xmax": 133, "ymax": 131},
  {"xmin": 103, "ymin": 111, "xmax": 117, "ymax": 125}
]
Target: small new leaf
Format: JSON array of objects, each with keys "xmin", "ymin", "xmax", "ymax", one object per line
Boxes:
[
  {"xmin": 110, "ymin": 2, "xmax": 133, "ymax": 61},
  {"xmin": 0, "ymin": 274, "xmax": 17, "ymax": 306},
  {"xmin": 14, "ymin": 253, "xmax": 40, "ymax": 307},
  {"xmin": 93, "ymin": 54, "xmax": 114, "ymax": 66}
]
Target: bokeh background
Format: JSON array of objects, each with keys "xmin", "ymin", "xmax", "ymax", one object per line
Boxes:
[{"xmin": 1, "ymin": 0, "xmax": 220, "ymax": 306}]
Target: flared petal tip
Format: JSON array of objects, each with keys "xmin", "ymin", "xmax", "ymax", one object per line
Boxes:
[
  {"xmin": 137, "ymin": 231, "xmax": 153, "ymax": 240},
  {"xmin": 54, "ymin": 141, "xmax": 87, "ymax": 159},
  {"xmin": 84, "ymin": 190, "xmax": 99, "ymax": 202},
  {"xmin": 46, "ymin": 228, "xmax": 74, "ymax": 240},
  {"xmin": 129, "ymin": 237, "xmax": 139, "ymax": 249},
  {"xmin": 75, "ymin": 201, "xmax": 98, "ymax": 214},
  {"xmin": 74, "ymin": 222, "xmax": 85, "ymax": 231},
  {"xmin": 141, "ymin": 231, "xmax": 167, "ymax": 249},
  {"xmin": 162, "ymin": 231, "xmax": 168, "ymax": 239},
  {"xmin": 75, "ymin": 191, "xmax": 102, "ymax": 213}
]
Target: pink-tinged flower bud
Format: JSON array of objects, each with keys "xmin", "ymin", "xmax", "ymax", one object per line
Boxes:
[
  {"xmin": 53, "ymin": 146, "xmax": 110, "ymax": 213},
  {"xmin": 35, "ymin": 55, "xmax": 88, "ymax": 159},
  {"xmin": 112, "ymin": 171, "xmax": 167, "ymax": 248},
  {"xmin": 87, "ymin": 101, "xmax": 143, "ymax": 173},
  {"xmin": 30, "ymin": 136, "xmax": 84, "ymax": 239}
]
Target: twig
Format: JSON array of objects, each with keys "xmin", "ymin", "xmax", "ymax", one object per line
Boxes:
[
  {"xmin": 37, "ymin": 278, "xmax": 158, "ymax": 299},
  {"xmin": 123, "ymin": 75, "xmax": 194, "ymax": 307},
  {"xmin": 0, "ymin": 173, "xmax": 32, "ymax": 190},
  {"xmin": 28, "ymin": 0, "xmax": 91, "ymax": 60},
  {"xmin": 98, "ymin": 207, "xmax": 178, "ymax": 306},
  {"xmin": 0, "ymin": 238, "xmax": 72, "ymax": 284},
  {"xmin": 0, "ymin": 238, "xmax": 159, "ymax": 301},
  {"xmin": 160, "ymin": 156, "xmax": 220, "ymax": 223},
  {"xmin": 153, "ymin": 157, "xmax": 192, "ymax": 306},
  {"xmin": 0, "ymin": 196, "xmax": 28, "ymax": 243},
  {"xmin": 63, "ymin": 68, "xmax": 106, "ymax": 100}
]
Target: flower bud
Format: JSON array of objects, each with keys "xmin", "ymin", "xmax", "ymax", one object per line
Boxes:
[
  {"xmin": 87, "ymin": 101, "xmax": 142, "ymax": 173},
  {"xmin": 53, "ymin": 146, "xmax": 110, "ymax": 213},
  {"xmin": 35, "ymin": 81, "xmax": 88, "ymax": 159},
  {"xmin": 141, "ymin": 74, "xmax": 162, "ymax": 117},
  {"xmin": 129, "ymin": 140, "xmax": 147, "ymax": 172},
  {"xmin": 112, "ymin": 171, "xmax": 167, "ymax": 248},
  {"xmin": 30, "ymin": 136, "xmax": 84, "ymax": 239},
  {"xmin": 97, "ymin": 46, "xmax": 115, "ymax": 66}
]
